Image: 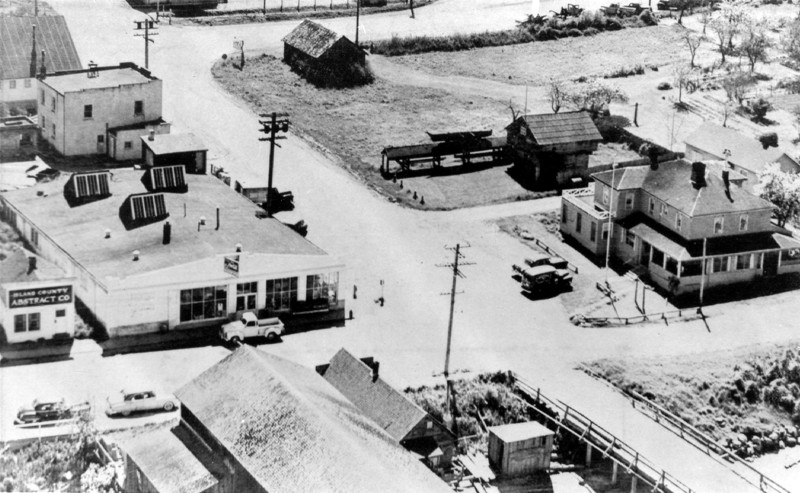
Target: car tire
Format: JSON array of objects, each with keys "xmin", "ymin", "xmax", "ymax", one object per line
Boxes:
[
  {"xmin": 163, "ymin": 402, "xmax": 175, "ymax": 412},
  {"xmin": 121, "ymin": 410, "xmax": 131, "ymax": 417},
  {"xmin": 266, "ymin": 332, "xmax": 277, "ymax": 342},
  {"xmin": 231, "ymin": 336, "xmax": 241, "ymax": 344}
]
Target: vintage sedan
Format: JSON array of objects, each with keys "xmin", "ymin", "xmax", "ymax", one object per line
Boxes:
[
  {"xmin": 15, "ymin": 398, "xmax": 70, "ymax": 425},
  {"xmin": 106, "ymin": 390, "xmax": 180, "ymax": 417}
]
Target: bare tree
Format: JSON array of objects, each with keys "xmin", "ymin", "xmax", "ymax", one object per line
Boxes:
[
  {"xmin": 781, "ymin": 19, "xmax": 800, "ymax": 62},
  {"xmin": 741, "ymin": 18, "xmax": 770, "ymax": 72},
  {"xmin": 683, "ymin": 31, "xmax": 703, "ymax": 68},
  {"xmin": 567, "ymin": 79, "xmax": 629, "ymax": 117},
  {"xmin": 722, "ymin": 100, "xmax": 733, "ymax": 127},
  {"xmin": 709, "ymin": 0, "xmax": 746, "ymax": 64},
  {"xmin": 699, "ymin": 0, "xmax": 713, "ymax": 34},
  {"xmin": 673, "ymin": 65, "xmax": 694, "ymax": 105},
  {"xmin": 549, "ymin": 79, "xmax": 566, "ymax": 114},
  {"xmin": 722, "ymin": 70, "xmax": 751, "ymax": 105}
]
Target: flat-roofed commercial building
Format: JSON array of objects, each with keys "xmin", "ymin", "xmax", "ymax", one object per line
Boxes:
[{"xmin": 0, "ymin": 167, "xmax": 344, "ymax": 337}]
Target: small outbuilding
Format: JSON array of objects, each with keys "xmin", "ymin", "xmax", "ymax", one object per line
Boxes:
[
  {"xmin": 0, "ymin": 116, "xmax": 38, "ymax": 158},
  {"xmin": 487, "ymin": 421, "xmax": 554, "ymax": 477},
  {"xmin": 282, "ymin": 20, "xmax": 368, "ymax": 87},
  {"xmin": 141, "ymin": 131, "xmax": 208, "ymax": 174}
]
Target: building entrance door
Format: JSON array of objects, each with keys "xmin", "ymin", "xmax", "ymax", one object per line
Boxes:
[
  {"xmin": 640, "ymin": 241, "xmax": 651, "ymax": 265},
  {"xmin": 763, "ymin": 251, "xmax": 779, "ymax": 277},
  {"xmin": 52, "ymin": 308, "xmax": 70, "ymax": 335}
]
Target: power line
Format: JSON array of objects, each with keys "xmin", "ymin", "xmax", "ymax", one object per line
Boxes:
[
  {"xmin": 257, "ymin": 112, "xmax": 290, "ymax": 216},
  {"xmin": 133, "ymin": 19, "xmax": 158, "ymax": 69}
]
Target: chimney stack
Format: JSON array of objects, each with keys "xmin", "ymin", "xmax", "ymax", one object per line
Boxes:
[
  {"xmin": 216, "ymin": 207, "xmax": 220, "ymax": 230},
  {"xmin": 148, "ymin": 129, "xmax": 155, "ymax": 141},
  {"xmin": 27, "ymin": 256, "xmax": 37, "ymax": 274},
  {"xmin": 30, "ymin": 25, "xmax": 37, "ymax": 78},
  {"xmin": 133, "ymin": 250, "xmax": 140, "ymax": 261},
  {"xmin": 690, "ymin": 162, "xmax": 707, "ymax": 190},
  {"xmin": 163, "ymin": 221, "xmax": 171, "ymax": 245},
  {"xmin": 235, "ymin": 243, "xmax": 242, "ymax": 253},
  {"xmin": 722, "ymin": 169, "xmax": 730, "ymax": 193},
  {"xmin": 39, "ymin": 50, "xmax": 46, "ymax": 79},
  {"xmin": 104, "ymin": 228, "xmax": 111, "ymax": 239},
  {"xmin": 88, "ymin": 61, "xmax": 98, "ymax": 78}
]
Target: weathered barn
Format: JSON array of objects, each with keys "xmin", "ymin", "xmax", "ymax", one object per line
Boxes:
[
  {"xmin": 488, "ymin": 421, "xmax": 554, "ymax": 477},
  {"xmin": 506, "ymin": 111, "xmax": 603, "ymax": 189},
  {"xmin": 282, "ymin": 20, "xmax": 367, "ymax": 87}
]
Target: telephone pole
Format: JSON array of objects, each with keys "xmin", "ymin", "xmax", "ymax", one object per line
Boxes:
[
  {"xmin": 437, "ymin": 242, "xmax": 474, "ymax": 436},
  {"xmin": 355, "ymin": 0, "xmax": 360, "ymax": 46},
  {"xmin": 257, "ymin": 112, "xmax": 290, "ymax": 216},
  {"xmin": 133, "ymin": 18, "xmax": 158, "ymax": 69}
]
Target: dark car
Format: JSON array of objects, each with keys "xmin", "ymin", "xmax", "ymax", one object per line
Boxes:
[{"xmin": 15, "ymin": 399, "xmax": 71, "ymax": 425}]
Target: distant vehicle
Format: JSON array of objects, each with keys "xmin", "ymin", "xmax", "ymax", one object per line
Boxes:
[
  {"xmin": 261, "ymin": 188, "xmax": 295, "ymax": 214},
  {"xmin": 618, "ymin": 3, "xmax": 651, "ymax": 16},
  {"xmin": 15, "ymin": 398, "xmax": 90, "ymax": 425},
  {"xmin": 519, "ymin": 265, "xmax": 572, "ymax": 294},
  {"xmin": 106, "ymin": 390, "xmax": 179, "ymax": 417},
  {"xmin": 600, "ymin": 3, "xmax": 621, "ymax": 15},
  {"xmin": 220, "ymin": 312, "xmax": 285, "ymax": 344}
]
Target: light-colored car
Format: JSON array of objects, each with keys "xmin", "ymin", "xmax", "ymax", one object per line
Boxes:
[
  {"xmin": 220, "ymin": 312, "xmax": 285, "ymax": 343},
  {"xmin": 106, "ymin": 390, "xmax": 180, "ymax": 417}
]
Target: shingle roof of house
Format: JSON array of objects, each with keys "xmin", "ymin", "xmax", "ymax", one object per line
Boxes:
[
  {"xmin": 593, "ymin": 160, "xmax": 774, "ymax": 217},
  {"xmin": 684, "ymin": 122, "xmax": 797, "ymax": 175},
  {"xmin": 0, "ymin": 169, "xmax": 328, "ymax": 283},
  {"xmin": 0, "ymin": 248, "xmax": 67, "ymax": 286},
  {"xmin": 0, "ymin": 16, "xmax": 82, "ymax": 80},
  {"xmin": 118, "ymin": 429, "xmax": 218, "ymax": 493},
  {"xmin": 282, "ymin": 19, "xmax": 353, "ymax": 59},
  {"xmin": 175, "ymin": 346, "xmax": 452, "ymax": 493},
  {"xmin": 321, "ymin": 348, "xmax": 428, "ymax": 442},
  {"xmin": 516, "ymin": 111, "xmax": 603, "ymax": 146}
]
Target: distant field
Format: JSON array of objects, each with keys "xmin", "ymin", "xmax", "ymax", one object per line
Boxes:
[{"xmin": 386, "ymin": 24, "xmax": 686, "ymax": 87}]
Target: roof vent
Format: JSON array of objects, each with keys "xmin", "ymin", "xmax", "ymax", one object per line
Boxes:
[
  {"xmin": 148, "ymin": 129, "xmax": 155, "ymax": 141},
  {"xmin": 28, "ymin": 256, "xmax": 37, "ymax": 274},
  {"xmin": 690, "ymin": 161, "xmax": 706, "ymax": 190},
  {"xmin": 235, "ymin": 243, "xmax": 242, "ymax": 252},
  {"xmin": 132, "ymin": 250, "xmax": 140, "ymax": 261},
  {"xmin": 104, "ymin": 228, "xmax": 111, "ymax": 239},
  {"xmin": 88, "ymin": 61, "xmax": 98, "ymax": 78}
]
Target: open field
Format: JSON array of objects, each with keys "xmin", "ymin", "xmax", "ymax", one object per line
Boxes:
[
  {"xmin": 212, "ymin": 54, "xmax": 513, "ymax": 209},
  {"xmin": 586, "ymin": 343, "xmax": 800, "ymax": 458},
  {"xmin": 384, "ymin": 24, "xmax": 686, "ymax": 87}
]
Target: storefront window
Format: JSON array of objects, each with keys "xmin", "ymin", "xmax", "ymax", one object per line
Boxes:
[
  {"xmin": 179, "ymin": 286, "xmax": 227, "ymax": 322},
  {"xmin": 265, "ymin": 277, "xmax": 297, "ymax": 312},
  {"xmin": 712, "ymin": 256, "xmax": 729, "ymax": 273},
  {"xmin": 680, "ymin": 260, "xmax": 702, "ymax": 277},
  {"xmin": 236, "ymin": 282, "xmax": 257, "ymax": 312},
  {"xmin": 736, "ymin": 254, "xmax": 752, "ymax": 270},
  {"xmin": 665, "ymin": 256, "xmax": 678, "ymax": 275},
  {"xmin": 14, "ymin": 313, "xmax": 40, "ymax": 333},
  {"xmin": 306, "ymin": 272, "xmax": 339, "ymax": 306}
]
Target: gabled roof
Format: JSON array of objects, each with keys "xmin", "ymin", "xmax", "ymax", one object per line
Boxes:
[
  {"xmin": 0, "ymin": 16, "xmax": 82, "ymax": 80},
  {"xmin": 514, "ymin": 111, "xmax": 603, "ymax": 146},
  {"xmin": 321, "ymin": 348, "xmax": 428, "ymax": 442},
  {"xmin": 684, "ymin": 122, "xmax": 797, "ymax": 174},
  {"xmin": 118, "ymin": 429, "xmax": 218, "ymax": 493},
  {"xmin": 489, "ymin": 421, "xmax": 554, "ymax": 443},
  {"xmin": 175, "ymin": 346, "xmax": 452, "ymax": 493},
  {"xmin": 593, "ymin": 160, "xmax": 774, "ymax": 217},
  {"xmin": 282, "ymin": 19, "xmax": 355, "ymax": 59}
]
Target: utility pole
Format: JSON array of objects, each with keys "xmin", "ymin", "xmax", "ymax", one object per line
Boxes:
[
  {"xmin": 133, "ymin": 19, "xmax": 158, "ymax": 69},
  {"xmin": 604, "ymin": 161, "xmax": 617, "ymax": 286},
  {"xmin": 257, "ymin": 112, "xmax": 290, "ymax": 216},
  {"xmin": 437, "ymin": 243, "xmax": 474, "ymax": 436},
  {"xmin": 699, "ymin": 237, "xmax": 707, "ymax": 309},
  {"xmin": 355, "ymin": 0, "xmax": 360, "ymax": 46}
]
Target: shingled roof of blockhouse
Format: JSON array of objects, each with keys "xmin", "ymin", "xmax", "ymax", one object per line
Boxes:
[{"xmin": 281, "ymin": 19, "xmax": 350, "ymax": 59}]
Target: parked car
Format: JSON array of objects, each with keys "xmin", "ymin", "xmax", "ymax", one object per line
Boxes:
[
  {"xmin": 220, "ymin": 312, "xmax": 285, "ymax": 343},
  {"xmin": 619, "ymin": 3, "xmax": 651, "ymax": 16},
  {"xmin": 520, "ymin": 265, "xmax": 572, "ymax": 294},
  {"xmin": 106, "ymin": 390, "xmax": 180, "ymax": 417},
  {"xmin": 15, "ymin": 399, "xmax": 71, "ymax": 424},
  {"xmin": 600, "ymin": 3, "xmax": 621, "ymax": 15}
]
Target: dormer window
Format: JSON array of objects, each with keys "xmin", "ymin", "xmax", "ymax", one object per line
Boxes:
[
  {"xmin": 739, "ymin": 214, "xmax": 748, "ymax": 232},
  {"xmin": 675, "ymin": 214, "xmax": 683, "ymax": 231},
  {"xmin": 648, "ymin": 197, "xmax": 655, "ymax": 215},
  {"xmin": 660, "ymin": 203, "xmax": 667, "ymax": 216},
  {"xmin": 602, "ymin": 187, "xmax": 609, "ymax": 206},
  {"xmin": 714, "ymin": 217, "xmax": 724, "ymax": 234}
]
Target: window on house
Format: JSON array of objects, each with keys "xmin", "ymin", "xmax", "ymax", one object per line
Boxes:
[
  {"xmin": 590, "ymin": 222, "xmax": 597, "ymax": 242},
  {"xmin": 660, "ymin": 203, "xmax": 668, "ymax": 216},
  {"xmin": 736, "ymin": 254, "xmax": 752, "ymax": 270},
  {"xmin": 602, "ymin": 187, "xmax": 609, "ymax": 206},
  {"xmin": 625, "ymin": 229, "xmax": 636, "ymax": 247},
  {"xmin": 97, "ymin": 135, "xmax": 104, "ymax": 144},
  {"xmin": 84, "ymin": 104, "xmax": 93, "ymax": 119},
  {"xmin": 51, "ymin": 96, "xmax": 56, "ymax": 111},
  {"xmin": 41, "ymin": 115, "xmax": 45, "ymax": 129},
  {"xmin": 56, "ymin": 309, "xmax": 66, "ymax": 317},
  {"xmin": 649, "ymin": 197, "xmax": 655, "ymax": 215},
  {"xmin": 124, "ymin": 141, "xmax": 133, "ymax": 150},
  {"xmin": 306, "ymin": 272, "xmax": 339, "ymax": 305},
  {"xmin": 739, "ymin": 214, "xmax": 748, "ymax": 232},
  {"xmin": 265, "ymin": 277, "xmax": 298, "ymax": 312},
  {"xmin": 675, "ymin": 214, "xmax": 683, "ymax": 231},
  {"xmin": 236, "ymin": 281, "xmax": 257, "ymax": 312},
  {"xmin": 625, "ymin": 193, "xmax": 634, "ymax": 210},
  {"xmin": 13, "ymin": 313, "xmax": 40, "ymax": 333},
  {"xmin": 134, "ymin": 100, "xmax": 144, "ymax": 116},
  {"xmin": 40, "ymin": 89, "xmax": 45, "ymax": 104},
  {"xmin": 179, "ymin": 286, "xmax": 228, "ymax": 322},
  {"xmin": 31, "ymin": 229, "xmax": 38, "ymax": 247},
  {"xmin": 576, "ymin": 213, "xmax": 582, "ymax": 233},
  {"xmin": 51, "ymin": 124, "xmax": 55, "ymax": 137},
  {"xmin": 561, "ymin": 204, "xmax": 567, "ymax": 223},
  {"xmin": 24, "ymin": 79, "xmax": 31, "ymax": 88},
  {"xmin": 9, "ymin": 80, "xmax": 16, "ymax": 89},
  {"xmin": 651, "ymin": 247, "xmax": 665, "ymax": 267},
  {"xmin": 602, "ymin": 222, "xmax": 609, "ymax": 241},
  {"xmin": 714, "ymin": 217, "xmax": 724, "ymax": 234},
  {"xmin": 712, "ymin": 256, "xmax": 729, "ymax": 273},
  {"xmin": 681, "ymin": 260, "xmax": 702, "ymax": 277}
]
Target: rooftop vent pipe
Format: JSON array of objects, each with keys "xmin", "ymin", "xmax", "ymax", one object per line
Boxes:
[
  {"xmin": 235, "ymin": 243, "xmax": 242, "ymax": 253},
  {"xmin": 104, "ymin": 228, "xmax": 111, "ymax": 239},
  {"xmin": 690, "ymin": 162, "xmax": 707, "ymax": 190},
  {"xmin": 28, "ymin": 256, "xmax": 37, "ymax": 274},
  {"xmin": 163, "ymin": 221, "xmax": 171, "ymax": 245},
  {"xmin": 148, "ymin": 129, "xmax": 155, "ymax": 141},
  {"xmin": 132, "ymin": 250, "xmax": 140, "ymax": 261},
  {"xmin": 216, "ymin": 207, "xmax": 220, "ymax": 231}
]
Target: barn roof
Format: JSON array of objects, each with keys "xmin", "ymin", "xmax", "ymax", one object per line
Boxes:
[
  {"xmin": 175, "ymin": 346, "xmax": 452, "ymax": 493},
  {"xmin": 320, "ymin": 348, "xmax": 429, "ymax": 442},
  {"xmin": 0, "ymin": 16, "xmax": 82, "ymax": 80},
  {"xmin": 514, "ymin": 111, "xmax": 602, "ymax": 146},
  {"xmin": 489, "ymin": 421, "xmax": 554, "ymax": 443},
  {"xmin": 282, "ymin": 19, "xmax": 354, "ymax": 59}
]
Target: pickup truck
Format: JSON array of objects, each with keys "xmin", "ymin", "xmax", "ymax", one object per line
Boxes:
[
  {"xmin": 220, "ymin": 312, "xmax": 285, "ymax": 343},
  {"xmin": 619, "ymin": 2, "xmax": 651, "ymax": 16}
]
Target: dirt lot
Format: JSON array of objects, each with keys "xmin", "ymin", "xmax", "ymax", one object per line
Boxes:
[
  {"xmin": 385, "ymin": 24, "xmax": 686, "ymax": 88},
  {"xmin": 212, "ymin": 54, "xmax": 515, "ymax": 209}
]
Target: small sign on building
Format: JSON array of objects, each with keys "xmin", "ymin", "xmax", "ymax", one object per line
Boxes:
[
  {"xmin": 8, "ymin": 285, "xmax": 73, "ymax": 308},
  {"xmin": 224, "ymin": 255, "xmax": 239, "ymax": 277}
]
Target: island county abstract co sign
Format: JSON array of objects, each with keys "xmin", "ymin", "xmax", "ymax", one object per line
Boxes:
[{"xmin": 8, "ymin": 286, "xmax": 73, "ymax": 308}]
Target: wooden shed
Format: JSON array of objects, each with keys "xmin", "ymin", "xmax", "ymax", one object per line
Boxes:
[
  {"xmin": 487, "ymin": 421, "xmax": 554, "ymax": 476},
  {"xmin": 282, "ymin": 20, "xmax": 367, "ymax": 87}
]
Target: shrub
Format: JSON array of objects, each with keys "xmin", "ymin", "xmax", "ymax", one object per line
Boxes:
[
  {"xmin": 535, "ymin": 27, "xmax": 559, "ymax": 41},
  {"xmin": 605, "ymin": 18, "xmax": 624, "ymax": 31},
  {"xmin": 583, "ymin": 27, "xmax": 600, "ymax": 36},
  {"xmin": 758, "ymin": 131, "xmax": 778, "ymax": 148},
  {"xmin": 752, "ymin": 99, "xmax": 773, "ymax": 123},
  {"xmin": 566, "ymin": 28, "xmax": 583, "ymax": 37},
  {"xmin": 657, "ymin": 81, "xmax": 672, "ymax": 90},
  {"xmin": 639, "ymin": 9, "xmax": 658, "ymax": 26}
]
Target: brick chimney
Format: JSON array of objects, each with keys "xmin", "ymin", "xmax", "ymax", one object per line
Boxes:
[
  {"xmin": 690, "ymin": 162, "xmax": 706, "ymax": 190},
  {"xmin": 29, "ymin": 25, "xmax": 37, "ymax": 78},
  {"xmin": 27, "ymin": 256, "xmax": 37, "ymax": 274}
]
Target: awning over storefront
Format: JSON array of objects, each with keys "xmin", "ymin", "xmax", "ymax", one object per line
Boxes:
[{"xmin": 629, "ymin": 223, "xmax": 690, "ymax": 261}]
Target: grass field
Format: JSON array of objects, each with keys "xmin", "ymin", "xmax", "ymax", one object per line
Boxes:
[
  {"xmin": 586, "ymin": 344, "xmax": 800, "ymax": 457},
  {"xmin": 212, "ymin": 54, "xmax": 515, "ymax": 209},
  {"xmin": 385, "ymin": 24, "xmax": 686, "ymax": 88}
]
